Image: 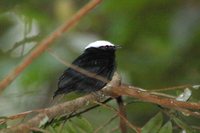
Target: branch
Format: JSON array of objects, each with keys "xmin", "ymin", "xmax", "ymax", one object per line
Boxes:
[
  {"xmin": 0, "ymin": 0, "xmax": 102, "ymax": 93},
  {"xmin": 112, "ymin": 85, "xmax": 200, "ymax": 110},
  {"xmin": 2, "ymin": 73, "xmax": 200, "ymax": 132},
  {"xmin": 116, "ymin": 97, "xmax": 128, "ymax": 133},
  {"xmin": 94, "ymin": 101, "xmax": 141, "ymax": 133},
  {"xmin": 93, "ymin": 114, "xmax": 118, "ymax": 133},
  {"xmin": 1, "ymin": 94, "xmax": 100, "ymax": 133},
  {"xmin": 43, "ymin": 98, "xmax": 113, "ymax": 127},
  {"xmin": 6, "ymin": 36, "xmax": 40, "ymax": 54},
  {"xmin": 47, "ymin": 48, "xmax": 109, "ymax": 84},
  {"xmin": 1, "ymin": 72, "xmax": 121, "ymax": 133}
]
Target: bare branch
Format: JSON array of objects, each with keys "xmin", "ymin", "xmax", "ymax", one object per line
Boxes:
[
  {"xmin": 2, "ymin": 73, "xmax": 200, "ymax": 132},
  {"xmin": 116, "ymin": 96, "xmax": 127, "ymax": 133},
  {"xmin": 6, "ymin": 36, "xmax": 39, "ymax": 54},
  {"xmin": 1, "ymin": 94, "xmax": 100, "ymax": 133},
  {"xmin": 112, "ymin": 85, "xmax": 200, "ymax": 110},
  {"xmin": 43, "ymin": 98, "xmax": 113, "ymax": 128}
]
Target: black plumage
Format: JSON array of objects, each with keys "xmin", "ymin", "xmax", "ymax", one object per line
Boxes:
[{"xmin": 54, "ymin": 41, "xmax": 116, "ymax": 98}]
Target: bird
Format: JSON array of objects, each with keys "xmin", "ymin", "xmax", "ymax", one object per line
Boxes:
[{"xmin": 53, "ymin": 40, "xmax": 117, "ymax": 98}]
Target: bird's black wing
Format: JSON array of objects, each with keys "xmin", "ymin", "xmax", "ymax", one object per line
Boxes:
[
  {"xmin": 72, "ymin": 54, "xmax": 115, "ymax": 93},
  {"xmin": 54, "ymin": 53, "xmax": 115, "ymax": 97}
]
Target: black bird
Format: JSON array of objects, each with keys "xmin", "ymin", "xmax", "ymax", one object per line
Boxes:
[{"xmin": 54, "ymin": 40, "xmax": 117, "ymax": 97}]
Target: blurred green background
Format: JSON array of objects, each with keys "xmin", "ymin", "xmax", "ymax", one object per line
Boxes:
[{"xmin": 0, "ymin": 0, "xmax": 200, "ymax": 132}]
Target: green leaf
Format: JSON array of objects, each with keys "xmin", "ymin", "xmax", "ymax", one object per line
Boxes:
[
  {"xmin": 141, "ymin": 112, "xmax": 163, "ymax": 133},
  {"xmin": 72, "ymin": 117, "xmax": 93, "ymax": 133},
  {"xmin": 47, "ymin": 126, "xmax": 57, "ymax": 133},
  {"xmin": 66, "ymin": 121, "xmax": 78, "ymax": 133},
  {"xmin": 158, "ymin": 121, "xmax": 172, "ymax": 133},
  {"xmin": 173, "ymin": 118, "xmax": 192, "ymax": 133}
]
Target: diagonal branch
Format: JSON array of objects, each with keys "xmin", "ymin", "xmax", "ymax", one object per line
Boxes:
[
  {"xmin": 113, "ymin": 85, "xmax": 200, "ymax": 110},
  {"xmin": 47, "ymin": 48, "xmax": 109, "ymax": 84},
  {"xmin": 94, "ymin": 101, "xmax": 141, "ymax": 133},
  {"xmin": 1, "ymin": 94, "xmax": 100, "ymax": 133},
  {"xmin": 93, "ymin": 114, "xmax": 118, "ymax": 133},
  {"xmin": 0, "ymin": 0, "xmax": 102, "ymax": 93}
]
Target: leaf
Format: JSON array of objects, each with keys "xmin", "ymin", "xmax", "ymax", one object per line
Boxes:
[
  {"xmin": 158, "ymin": 121, "xmax": 172, "ymax": 133},
  {"xmin": 176, "ymin": 88, "xmax": 191, "ymax": 102},
  {"xmin": 72, "ymin": 117, "xmax": 93, "ymax": 133},
  {"xmin": 173, "ymin": 118, "xmax": 192, "ymax": 133},
  {"xmin": 66, "ymin": 121, "xmax": 79, "ymax": 133},
  {"xmin": 47, "ymin": 126, "xmax": 57, "ymax": 133},
  {"xmin": 141, "ymin": 112, "xmax": 163, "ymax": 133},
  {"xmin": 39, "ymin": 115, "xmax": 49, "ymax": 127}
]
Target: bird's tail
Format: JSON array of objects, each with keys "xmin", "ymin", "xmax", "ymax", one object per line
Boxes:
[{"xmin": 53, "ymin": 88, "xmax": 72, "ymax": 99}]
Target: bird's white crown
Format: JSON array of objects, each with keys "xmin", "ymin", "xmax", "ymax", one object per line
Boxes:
[{"xmin": 85, "ymin": 40, "xmax": 115, "ymax": 49}]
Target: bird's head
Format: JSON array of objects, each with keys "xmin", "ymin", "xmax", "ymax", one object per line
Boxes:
[{"xmin": 85, "ymin": 40, "xmax": 118, "ymax": 51}]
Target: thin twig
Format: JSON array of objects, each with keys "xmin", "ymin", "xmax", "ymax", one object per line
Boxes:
[
  {"xmin": 175, "ymin": 107, "xmax": 200, "ymax": 118},
  {"xmin": 0, "ymin": 109, "xmax": 43, "ymax": 124},
  {"xmin": 94, "ymin": 101, "xmax": 141, "ymax": 133},
  {"xmin": 151, "ymin": 84, "xmax": 192, "ymax": 92},
  {"xmin": 108, "ymin": 126, "xmax": 119, "ymax": 133},
  {"xmin": 191, "ymin": 126, "xmax": 200, "ymax": 130},
  {"xmin": 47, "ymin": 48, "xmax": 109, "ymax": 83},
  {"xmin": 148, "ymin": 91, "xmax": 175, "ymax": 99},
  {"xmin": 0, "ymin": 0, "xmax": 103, "ymax": 93},
  {"xmin": 116, "ymin": 96, "xmax": 127, "ymax": 133},
  {"xmin": 93, "ymin": 114, "xmax": 118, "ymax": 133},
  {"xmin": 30, "ymin": 127, "xmax": 50, "ymax": 133},
  {"xmin": 7, "ymin": 36, "xmax": 39, "ymax": 54}
]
